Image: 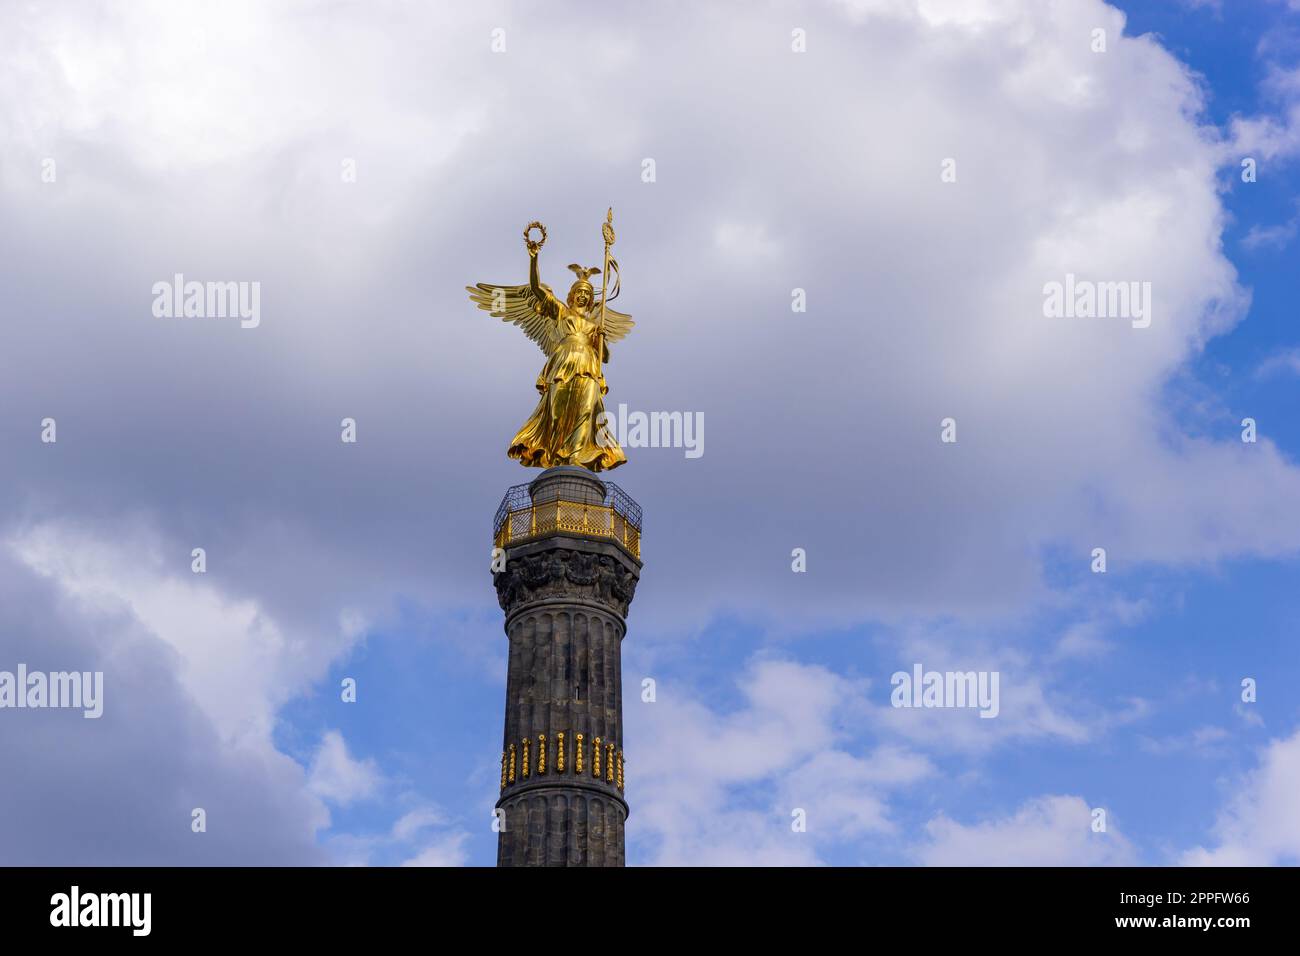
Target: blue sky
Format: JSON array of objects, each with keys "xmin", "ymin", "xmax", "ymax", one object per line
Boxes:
[{"xmin": 2, "ymin": 0, "xmax": 1299, "ymax": 866}]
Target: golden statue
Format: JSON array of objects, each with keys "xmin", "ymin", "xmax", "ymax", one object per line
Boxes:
[{"xmin": 467, "ymin": 209, "xmax": 634, "ymax": 472}]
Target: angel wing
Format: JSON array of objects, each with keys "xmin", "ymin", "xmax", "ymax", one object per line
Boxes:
[
  {"xmin": 466, "ymin": 282, "xmax": 560, "ymax": 354},
  {"xmin": 600, "ymin": 305, "xmax": 634, "ymax": 344}
]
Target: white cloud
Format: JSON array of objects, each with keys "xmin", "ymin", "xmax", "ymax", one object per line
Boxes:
[
  {"xmin": 1241, "ymin": 218, "xmax": 1299, "ymax": 251},
  {"xmin": 1228, "ymin": 105, "xmax": 1300, "ymax": 164},
  {"xmin": 401, "ymin": 833, "xmax": 472, "ymax": 867},
  {"xmin": 1137, "ymin": 725, "xmax": 1230, "ymax": 756},
  {"xmin": 1256, "ymin": 347, "xmax": 1300, "ymax": 380},
  {"xmin": 306, "ymin": 730, "xmax": 383, "ymax": 806},
  {"xmin": 323, "ymin": 802, "xmax": 471, "ymax": 867},
  {"xmin": 917, "ymin": 795, "xmax": 1137, "ymax": 865},
  {"xmin": 391, "ymin": 806, "xmax": 450, "ymax": 842},
  {"xmin": 1235, "ymin": 702, "xmax": 1266, "ymax": 728},
  {"xmin": 872, "ymin": 670, "xmax": 1092, "ymax": 752},
  {"xmin": 1052, "ymin": 621, "xmax": 1113, "ymax": 661},
  {"xmin": 628, "ymin": 658, "xmax": 932, "ymax": 865},
  {"xmin": 870, "ymin": 628, "xmax": 1102, "ymax": 753},
  {"xmin": 1240, "ymin": 196, "xmax": 1300, "ymax": 253},
  {"xmin": 778, "ymin": 747, "xmax": 934, "ymax": 839},
  {"xmin": 627, "ymin": 645, "xmax": 1137, "ymax": 863},
  {"xmin": 1182, "ymin": 726, "xmax": 1300, "ymax": 865}
]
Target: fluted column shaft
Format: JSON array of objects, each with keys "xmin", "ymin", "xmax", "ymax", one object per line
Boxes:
[{"xmin": 492, "ymin": 468, "xmax": 640, "ymax": 867}]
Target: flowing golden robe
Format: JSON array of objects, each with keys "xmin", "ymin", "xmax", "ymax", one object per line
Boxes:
[{"xmin": 509, "ymin": 299, "xmax": 626, "ymax": 472}]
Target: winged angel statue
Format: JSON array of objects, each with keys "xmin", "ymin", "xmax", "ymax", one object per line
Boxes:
[{"xmin": 467, "ymin": 210, "xmax": 634, "ymax": 472}]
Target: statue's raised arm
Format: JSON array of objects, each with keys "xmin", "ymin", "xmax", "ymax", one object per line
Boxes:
[
  {"xmin": 465, "ymin": 222, "xmax": 561, "ymax": 354},
  {"xmin": 526, "ymin": 227, "xmax": 559, "ymax": 320}
]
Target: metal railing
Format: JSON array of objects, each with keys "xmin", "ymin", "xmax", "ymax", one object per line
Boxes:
[{"xmin": 494, "ymin": 480, "xmax": 642, "ymax": 558}]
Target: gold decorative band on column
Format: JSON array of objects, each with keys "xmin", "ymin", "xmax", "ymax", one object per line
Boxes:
[{"xmin": 497, "ymin": 732, "xmax": 625, "ymax": 792}]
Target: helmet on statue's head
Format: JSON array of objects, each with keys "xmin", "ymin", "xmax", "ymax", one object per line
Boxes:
[{"xmin": 566, "ymin": 264, "xmax": 600, "ymax": 308}]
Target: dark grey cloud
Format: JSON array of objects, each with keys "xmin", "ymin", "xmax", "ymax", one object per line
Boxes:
[{"xmin": 0, "ymin": 551, "xmax": 326, "ymax": 864}]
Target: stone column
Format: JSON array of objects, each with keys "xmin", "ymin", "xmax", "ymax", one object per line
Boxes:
[{"xmin": 492, "ymin": 466, "xmax": 641, "ymax": 866}]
